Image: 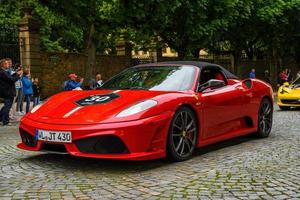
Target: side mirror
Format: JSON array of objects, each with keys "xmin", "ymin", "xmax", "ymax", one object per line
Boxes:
[
  {"xmin": 198, "ymin": 79, "xmax": 226, "ymax": 92},
  {"xmin": 283, "ymin": 82, "xmax": 289, "ymax": 87},
  {"xmin": 242, "ymin": 79, "xmax": 252, "ymax": 89}
]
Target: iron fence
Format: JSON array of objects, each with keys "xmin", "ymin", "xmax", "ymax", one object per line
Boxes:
[{"xmin": 0, "ymin": 24, "xmax": 20, "ymax": 63}]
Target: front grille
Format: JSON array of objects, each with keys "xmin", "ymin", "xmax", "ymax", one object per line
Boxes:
[
  {"xmin": 281, "ymin": 99, "xmax": 300, "ymax": 105},
  {"xmin": 41, "ymin": 143, "xmax": 67, "ymax": 153},
  {"xmin": 20, "ymin": 128, "xmax": 37, "ymax": 147},
  {"xmin": 75, "ymin": 135, "xmax": 129, "ymax": 154}
]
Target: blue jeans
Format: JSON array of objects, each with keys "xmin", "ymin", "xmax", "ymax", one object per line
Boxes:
[
  {"xmin": 0, "ymin": 97, "xmax": 14, "ymax": 125},
  {"xmin": 24, "ymin": 94, "xmax": 31, "ymax": 113},
  {"xmin": 33, "ymin": 96, "xmax": 40, "ymax": 107},
  {"xmin": 16, "ymin": 88, "xmax": 23, "ymax": 112}
]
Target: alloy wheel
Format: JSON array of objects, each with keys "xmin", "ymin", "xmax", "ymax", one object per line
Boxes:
[
  {"xmin": 170, "ymin": 110, "xmax": 197, "ymax": 158},
  {"xmin": 258, "ymin": 99, "xmax": 273, "ymax": 137}
]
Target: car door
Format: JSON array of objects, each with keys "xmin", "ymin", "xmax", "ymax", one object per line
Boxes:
[{"xmin": 196, "ymin": 67, "xmax": 244, "ymax": 140}]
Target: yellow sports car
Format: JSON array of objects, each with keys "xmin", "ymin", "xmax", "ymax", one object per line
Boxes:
[{"xmin": 277, "ymin": 77, "xmax": 300, "ymax": 110}]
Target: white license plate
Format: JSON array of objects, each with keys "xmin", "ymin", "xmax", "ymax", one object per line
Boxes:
[{"xmin": 36, "ymin": 129, "xmax": 72, "ymax": 143}]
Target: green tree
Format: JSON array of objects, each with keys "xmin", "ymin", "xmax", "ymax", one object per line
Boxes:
[
  {"xmin": 257, "ymin": 0, "xmax": 300, "ymax": 68},
  {"xmin": 122, "ymin": 0, "xmax": 251, "ymax": 59},
  {"xmin": 39, "ymin": 0, "xmax": 123, "ymax": 77}
]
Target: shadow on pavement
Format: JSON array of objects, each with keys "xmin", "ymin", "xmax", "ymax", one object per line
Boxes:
[{"xmin": 194, "ymin": 134, "xmax": 256, "ymax": 156}]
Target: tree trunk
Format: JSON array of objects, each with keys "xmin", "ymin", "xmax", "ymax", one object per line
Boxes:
[
  {"xmin": 232, "ymin": 49, "xmax": 241, "ymax": 76},
  {"xmin": 192, "ymin": 47, "xmax": 201, "ymax": 60},
  {"xmin": 177, "ymin": 46, "xmax": 187, "ymax": 60},
  {"xmin": 85, "ymin": 23, "xmax": 96, "ymax": 83},
  {"xmin": 245, "ymin": 46, "xmax": 254, "ymax": 60},
  {"xmin": 294, "ymin": 46, "xmax": 300, "ymax": 70},
  {"xmin": 271, "ymin": 47, "xmax": 280, "ymax": 87},
  {"xmin": 177, "ymin": 51, "xmax": 185, "ymax": 60}
]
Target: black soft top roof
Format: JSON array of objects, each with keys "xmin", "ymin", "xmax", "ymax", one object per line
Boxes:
[{"xmin": 135, "ymin": 61, "xmax": 239, "ymax": 80}]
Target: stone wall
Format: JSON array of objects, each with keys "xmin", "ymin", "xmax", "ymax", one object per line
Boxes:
[
  {"xmin": 40, "ymin": 53, "xmax": 130, "ymax": 97},
  {"xmin": 38, "ymin": 53, "xmax": 300, "ymax": 98}
]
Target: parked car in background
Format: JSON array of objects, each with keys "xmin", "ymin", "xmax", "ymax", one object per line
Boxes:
[{"xmin": 277, "ymin": 77, "xmax": 300, "ymax": 110}]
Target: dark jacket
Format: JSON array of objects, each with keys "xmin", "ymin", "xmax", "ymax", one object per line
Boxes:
[
  {"xmin": 0, "ymin": 68, "xmax": 20, "ymax": 98},
  {"xmin": 32, "ymin": 84, "xmax": 41, "ymax": 97}
]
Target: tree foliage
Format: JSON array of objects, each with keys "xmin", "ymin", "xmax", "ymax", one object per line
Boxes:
[{"xmin": 1, "ymin": 0, "xmax": 300, "ymax": 67}]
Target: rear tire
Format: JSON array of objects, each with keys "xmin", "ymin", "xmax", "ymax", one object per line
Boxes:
[
  {"xmin": 167, "ymin": 107, "xmax": 198, "ymax": 162},
  {"xmin": 279, "ymin": 106, "xmax": 290, "ymax": 110},
  {"xmin": 256, "ymin": 98, "xmax": 273, "ymax": 138}
]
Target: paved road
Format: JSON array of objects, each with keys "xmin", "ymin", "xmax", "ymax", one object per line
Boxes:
[{"xmin": 0, "ymin": 104, "xmax": 299, "ymax": 200}]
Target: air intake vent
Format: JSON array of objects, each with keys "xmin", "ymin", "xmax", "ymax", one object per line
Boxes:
[
  {"xmin": 75, "ymin": 135, "xmax": 129, "ymax": 154},
  {"xmin": 41, "ymin": 143, "xmax": 67, "ymax": 153}
]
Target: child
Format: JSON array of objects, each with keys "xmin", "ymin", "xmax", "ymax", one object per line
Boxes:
[{"xmin": 32, "ymin": 77, "xmax": 41, "ymax": 107}]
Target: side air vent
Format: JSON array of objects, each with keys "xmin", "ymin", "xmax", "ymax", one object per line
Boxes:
[{"xmin": 19, "ymin": 128, "xmax": 37, "ymax": 147}]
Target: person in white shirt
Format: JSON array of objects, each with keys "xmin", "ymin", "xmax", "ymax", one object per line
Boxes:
[{"xmin": 89, "ymin": 72, "xmax": 103, "ymax": 90}]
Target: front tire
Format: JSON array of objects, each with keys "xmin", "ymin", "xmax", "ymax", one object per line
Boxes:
[
  {"xmin": 256, "ymin": 98, "xmax": 273, "ymax": 138},
  {"xmin": 167, "ymin": 107, "xmax": 198, "ymax": 161}
]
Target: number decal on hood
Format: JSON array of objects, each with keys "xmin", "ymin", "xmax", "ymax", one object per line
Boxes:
[{"xmin": 76, "ymin": 93, "xmax": 120, "ymax": 106}]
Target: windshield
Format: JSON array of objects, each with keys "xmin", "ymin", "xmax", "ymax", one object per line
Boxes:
[
  {"xmin": 291, "ymin": 77, "xmax": 300, "ymax": 88},
  {"xmin": 100, "ymin": 66, "xmax": 196, "ymax": 91}
]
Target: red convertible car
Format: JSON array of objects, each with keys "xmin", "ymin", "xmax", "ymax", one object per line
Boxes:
[{"xmin": 18, "ymin": 61, "xmax": 273, "ymax": 161}]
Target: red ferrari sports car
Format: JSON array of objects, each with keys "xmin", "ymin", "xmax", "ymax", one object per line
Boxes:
[{"xmin": 18, "ymin": 61, "xmax": 273, "ymax": 161}]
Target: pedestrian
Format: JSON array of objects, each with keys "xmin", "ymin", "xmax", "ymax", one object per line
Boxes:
[
  {"xmin": 287, "ymin": 69, "xmax": 293, "ymax": 82},
  {"xmin": 21, "ymin": 69, "xmax": 33, "ymax": 113},
  {"xmin": 6, "ymin": 58, "xmax": 14, "ymax": 75},
  {"xmin": 32, "ymin": 77, "xmax": 41, "ymax": 107},
  {"xmin": 0, "ymin": 59, "xmax": 23, "ymax": 126},
  {"xmin": 64, "ymin": 73, "xmax": 84, "ymax": 91},
  {"xmin": 6, "ymin": 58, "xmax": 18, "ymax": 120},
  {"xmin": 264, "ymin": 70, "xmax": 271, "ymax": 84},
  {"xmin": 14, "ymin": 63, "xmax": 24, "ymax": 115},
  {"xmin": 249, "ymin": 68, "xmax": 256, "ymax": 78},
  {"xmin": 280, "ymin": 69, "xmax": 288, "ymax": 85},
  {"xmin": 89, "ymin": 72, "xmax": 103, "ymax": 90}
]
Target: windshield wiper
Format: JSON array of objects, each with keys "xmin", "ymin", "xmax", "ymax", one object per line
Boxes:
[{"xmin": 292, "ymin": 84, "xmax": 300, "ymax": 89}]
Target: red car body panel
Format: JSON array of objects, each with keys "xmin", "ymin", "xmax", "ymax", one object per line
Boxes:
[{"xmin": 17, "ymin": 63, "xmax": 273, "ymax": 160}]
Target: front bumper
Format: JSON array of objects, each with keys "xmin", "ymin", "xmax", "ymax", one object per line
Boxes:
[
  {"xmin": 277, "ymin": 95, "xmax": 300, "ymax": 107},
  {"xmin": 17, "ymin": 111, "xmax": 173, "ymax": 161}
]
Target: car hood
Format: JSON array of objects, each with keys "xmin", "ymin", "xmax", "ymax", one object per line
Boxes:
[
  {"xmin": 26, "ymin": 89, "xmax": 179, "ymax": 125},
  {"xmin": 280, "ymin": 86, "xmax": 300, "ymax": 96}
]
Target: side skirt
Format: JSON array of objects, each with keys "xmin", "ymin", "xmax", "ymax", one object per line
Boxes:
[{"xmin": 198, "ymin": 127, "xmax": 257, "ymax": 148}]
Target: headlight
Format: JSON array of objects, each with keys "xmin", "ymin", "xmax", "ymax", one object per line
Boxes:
[
  {"xmin": 280, "ymin": 87, "xmax": 290, "ymax": 94},
  {"xmin": 116, "ymin": 100, "xmax": 157, "ymax": 117}
]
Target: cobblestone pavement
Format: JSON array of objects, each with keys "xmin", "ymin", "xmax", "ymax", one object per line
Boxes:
[{"xmin": 0, "ymin": 104, "xmax": 299, "ymax": 200}]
